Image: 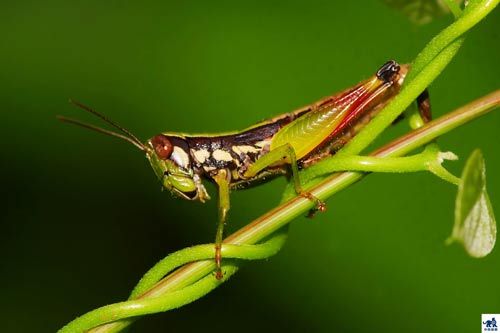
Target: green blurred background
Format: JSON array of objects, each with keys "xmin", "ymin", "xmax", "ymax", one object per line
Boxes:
[{"xmin": 2, "ymin": 1, "xmax": 499, "ymax": 332}]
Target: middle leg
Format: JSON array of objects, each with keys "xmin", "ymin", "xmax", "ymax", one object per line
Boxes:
[{"xmin": 243, "ymin": 143, "xmax": 326, "ymax": 212}]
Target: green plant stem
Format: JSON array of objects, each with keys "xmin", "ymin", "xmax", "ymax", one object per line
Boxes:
[
  {"xmin": 297, "ymin": 144, "xmax": 458, "ymax": 184},
  {"xmin": 408, "ymin": 0, "xmax": 496, "ymax": 82},
  {"xmin": 340, "ymin": 0, "xmax": 498, "ymax": 156},
  {"xmin": 443, "ymin": 0, "xmax": 463, "ymax": 19},
  {"xmin": 65, "ymin": 90, "xmax": 499, "ymax": 333}
]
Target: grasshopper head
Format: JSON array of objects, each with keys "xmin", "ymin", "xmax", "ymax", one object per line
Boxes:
[
  {"xmin": 57, "ymin": 100, "xmax": 209, "ymax": 202},
  {"xmin": 57, "ymin": 100, "xmax": 203, "ymax": 201},
  {"xmin": 147, "ymin": 134, "xmax": 208, "ymax": 202}
]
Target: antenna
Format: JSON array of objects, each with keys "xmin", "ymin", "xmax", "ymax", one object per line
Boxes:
[{"xmin": 57, "ymin": 100, "xmax": 148, "ymax": 152}]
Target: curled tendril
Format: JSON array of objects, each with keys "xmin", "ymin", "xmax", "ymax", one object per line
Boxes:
[
  {"xmin": 130, "ymin": 230, "xmax": 288, "ymax": 298},
  {"xmin": 59, "ymin": 230, "xmax": 288, "ymax": 333}
]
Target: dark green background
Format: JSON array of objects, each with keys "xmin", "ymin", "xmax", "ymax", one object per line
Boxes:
[{"xmin": 2, "ymin": 1, "xmax": 499, "ymax": 332}]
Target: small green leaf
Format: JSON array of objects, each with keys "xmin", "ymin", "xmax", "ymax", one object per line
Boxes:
[{"xmin": 448, "ymin": 149, "xmax": 496, "ymax": 257}]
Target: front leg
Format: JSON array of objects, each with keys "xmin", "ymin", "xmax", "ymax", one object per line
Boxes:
[
  {"xmin": 243, "ymin": 144, "xmax": 326, "ymax": 212},
  {"xmin": 212, "ymin": 169, "xmax": 231, "ymax": 280}
]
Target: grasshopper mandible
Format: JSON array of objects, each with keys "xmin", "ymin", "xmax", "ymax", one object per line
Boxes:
[{"xmin": 59, "ymin": 60, "xmax": 430, "ymax": 279}]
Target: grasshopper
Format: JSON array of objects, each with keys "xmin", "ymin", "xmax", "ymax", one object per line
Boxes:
[{"xmin": 59, "ymin": 60, "xmax": 430, "ymax": 279}]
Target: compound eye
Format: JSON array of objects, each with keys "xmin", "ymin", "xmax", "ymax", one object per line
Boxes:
[{"xmin": 151, "ymin": 135, "xmax": 173, "ymax": 160}]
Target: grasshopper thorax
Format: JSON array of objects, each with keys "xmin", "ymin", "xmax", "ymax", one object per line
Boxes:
[{"xmin": 147, "ymin": 134, "xmax": 209, "ymax": 202}]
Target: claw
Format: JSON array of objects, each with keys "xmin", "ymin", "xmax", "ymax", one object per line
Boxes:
[
  {"xmin": 214, "ymin": 245, "xmax": 223, "ymax": 280},
  {"xmin": 299, "ymin": 191, "xmax": 327, "ymax": 218}
]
